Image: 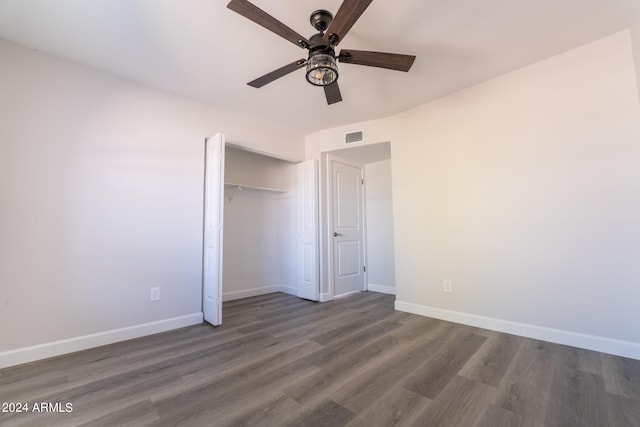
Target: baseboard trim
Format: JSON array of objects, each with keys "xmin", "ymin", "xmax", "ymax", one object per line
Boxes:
[
  {"xmin": 367, "ymin": 284, "xmax": 396, "ymax": 295},
  {"xmin": 395, "ymin": 301, "xmax": 640, "ymax": 360},
  {"xmin": 319, "ymin": 292, "xmax": 333, "ymax": 302},
  {"xmin": 279, "ymin": 286, "xmax": 297, "ymax": 296},
  {"xmin": 223, "ymin": 285, "xmax": 297, "ymax": 302},
  {"xmin": 223, "ymin": 286, "xmax": 280, "ymax": 301},
  {"xmin": 0, "ymin": 313, "xmax": 203, "ymax": 369}
]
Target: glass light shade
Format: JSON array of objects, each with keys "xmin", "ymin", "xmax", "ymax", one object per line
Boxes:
[{"xmin": 305, "ymin": 53, "xmax": 338, "ymax": 86}]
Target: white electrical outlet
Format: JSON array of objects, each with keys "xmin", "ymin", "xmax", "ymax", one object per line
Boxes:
[
  {"xmin": 150, "ymin": 287, "xmax": 161, "ymax": 302},
  {"xmin": 443, "ymin": 280, "xmax": 452, "ymax": 293}
]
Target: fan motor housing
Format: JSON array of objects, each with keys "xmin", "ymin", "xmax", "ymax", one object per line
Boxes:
[{"xmin": 308, "ymin": 33, "xmax": 334, "ymax": 54}]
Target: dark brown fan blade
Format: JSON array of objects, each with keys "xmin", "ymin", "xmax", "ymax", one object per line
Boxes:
[
  {"xmin": 324, "ymin": 81, "xmax": 343, "ymax": 105},
  {"xmin": 247, "ymin": 59, "xmax": 307, "ymax": 88},
  {"xmin": 227, "ymin": 0, "xmax": 310, "ymax": 49},
  {"xmin": 323, "ymin": 0, "xmax": 373, "ymax": 46},
  {"xmin": 338, "ymin": 49, "xmax": 416, "ymax": 72}
]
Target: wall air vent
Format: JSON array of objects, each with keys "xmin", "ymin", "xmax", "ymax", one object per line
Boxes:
[{"xmin": 345, "ymin": 130, "xmax": 364, "ymax": 144}]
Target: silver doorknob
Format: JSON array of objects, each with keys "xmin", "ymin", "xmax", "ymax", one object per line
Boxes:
[{"xmin": 333, "ymin": 232, "xmax": 343, "ymax": 237}]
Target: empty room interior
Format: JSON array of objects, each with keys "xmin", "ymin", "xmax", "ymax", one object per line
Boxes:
[{"xmin": 1, "ymin": 0, "xmax": 640, "ymax": 426}]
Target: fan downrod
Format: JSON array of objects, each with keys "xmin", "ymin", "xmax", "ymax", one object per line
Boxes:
[{"xmin": 309, "ymin": 10, "xmax": 333, "ymax": 33}]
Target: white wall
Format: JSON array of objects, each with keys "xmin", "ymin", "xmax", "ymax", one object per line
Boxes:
[
  {"xmin": 0, "ymin": 39, "xmax": 303, "ymax": 367},
  {"xmin": 306, "ymin": 30, "xmax": 640, "ymax": 359},
  {"xmin": 629, "ymin": 0, "xmax": 640, "ymax": 102},
  {"xmin": 222, "ymin": 147, "xmax": 297, "ymax": 300},
  {"xmin": 365, "ymin": 159, "xmax": 396, "ymax": 294},
  {"xmin": 224, "ymin": 146, "xmax": 297, "ymax": 189}
]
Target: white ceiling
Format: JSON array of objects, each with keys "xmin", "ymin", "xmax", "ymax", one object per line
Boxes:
[{"xmin": 0, "ymin": 0, "xmax": 638, "ymax": 135}]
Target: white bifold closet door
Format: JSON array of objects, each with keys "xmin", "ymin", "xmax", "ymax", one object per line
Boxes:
[
  {"xmin": 203, "ymin": 133, "xmax": 225, "ymax": 325},
  {"xmin": 297, "ymin": 159, "xmax": 319, "ymax": 301}
]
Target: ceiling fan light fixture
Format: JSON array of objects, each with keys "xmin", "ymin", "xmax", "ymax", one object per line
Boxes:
[
  {"xmin": 305, "ymin": 52, "xmax": 338, "ymax": 86},
  {"xmin": 227, "ymin": 0, "xmax": 416, "ymax": 104}
]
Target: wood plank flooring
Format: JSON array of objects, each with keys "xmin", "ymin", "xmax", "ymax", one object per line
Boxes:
[{"xmin": 1, "ymin": 291, "xmax": 639, "ymax": 426}]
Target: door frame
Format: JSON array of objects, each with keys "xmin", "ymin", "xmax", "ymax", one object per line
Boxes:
[{"xmin": 326, "ymin": 153, "xmax": 368, "ymax": 298}]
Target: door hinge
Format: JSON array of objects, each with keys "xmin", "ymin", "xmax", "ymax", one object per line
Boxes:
[
  {"xmin": 361, "ymin": 178, "xmax": 364, "ymax": 185},
  {"xmin": 363, "ymin": 266, "xmax": 366, "ymax": 272}
]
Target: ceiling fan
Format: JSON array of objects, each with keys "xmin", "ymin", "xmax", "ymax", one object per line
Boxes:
[{"xmin": 227, "ymin": 0, "xmax": 416, "ymax": 105}]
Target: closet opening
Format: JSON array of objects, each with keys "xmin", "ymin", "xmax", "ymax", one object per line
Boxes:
[
  {"xmin": 203, "ymin": 135, "xmax": 319, "ymax": 326},
  {"xmin": 222, "ymin": 145, "xmax": 299, "ymax": 303}
]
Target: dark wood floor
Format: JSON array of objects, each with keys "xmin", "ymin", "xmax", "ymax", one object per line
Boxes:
[{"xmin": 1, "ymin": 291, "xmax": 639, "ymax": 426}]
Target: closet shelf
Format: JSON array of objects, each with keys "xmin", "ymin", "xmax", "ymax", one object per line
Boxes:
[{"xmin": 224, "ymin": 182, "xmax": 288, "ymax": 194}]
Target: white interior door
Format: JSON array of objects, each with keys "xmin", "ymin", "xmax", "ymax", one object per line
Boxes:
[
  {"xmin": 297, "ymin": 159, "xmax": 320, "ymax": 301},
  {"xmin": 203, "ymin": 133, "xmax": 225, "ymax": 325},
  {"xmin": 331, "ymin": 158, "xmax": 365, "ymax": 296}
]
